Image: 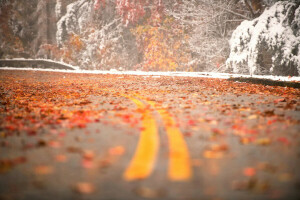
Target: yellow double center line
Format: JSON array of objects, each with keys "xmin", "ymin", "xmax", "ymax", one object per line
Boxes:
[
  {"xmin": 123, "ymin": 95, "xmax": 159, "ymax": 181},
  {"xmin": 123, "ymin": 94, "xmax": 192, "ymax": 181},
  {"xmin": 147, "ymin": 100, "xmax": 192, "ymax": 181}
]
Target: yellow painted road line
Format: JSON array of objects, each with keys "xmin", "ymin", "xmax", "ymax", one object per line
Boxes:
[
  {"xmin": 134, "ymin": 94, "xmax": 192, "ymax": 181},
  {"xmin": 122, "ymin": 95, "xmax": 159, "ymax": 181}
]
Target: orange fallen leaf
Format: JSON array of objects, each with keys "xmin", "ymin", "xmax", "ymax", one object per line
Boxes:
[
  {"xmin": 274, "ymin": 98, "xmax": 285, "ymax": 104},
  {"xmin": 109, "ymin": 146, "xmax": 125, "ymax": 156},
  {"xmin": 191, "ymin": 159, "xmax": 203, "ymax": 167},
  {"xmin": 278, "ymin": 173, "xmax": 292, "ymax": 182},
  {"xmin": 210, "ymin": 144, "xmax": 229, "ymax": 152},
  {"xmin": 34, "ymin": 165, "xmax": 54, "ymax": 175},
  {"xmin": 74, "ymin": 182, "xmax": 95, "ymax": 194},
  {"xmin": 55, "ymin": 154, "xmax": 67, "ymax": 162},
  {"xmin": 83, "ymin": 150, "xmax": 95, "ymax": 160},
  {"xmin": 48, "ymin": 140, "xmax": 61, "ymax": 148},
  {"xmin": 203, "ymin": 150, "xmax": 224, "ymax": 159},
  {"xmin": 243, "ymin": 167, "xmax": 256, "ymax": 177},
  {"xmin": 248, "ymin": 115, "xmax": 258, "ymax": 120},
  {"xmin": 256, "ymin": 138, "xmax": 271, "ymax": 146}
]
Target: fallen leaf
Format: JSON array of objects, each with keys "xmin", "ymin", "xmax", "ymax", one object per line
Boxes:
[
  {"xmin": 210, "ymin": 144, "xmax": 229, "ymax": 152},
  {"xmin": 74, "ymin": 182, "xmax": 95, "ymax": 194},
  {"xmin": 203, "ymin": 150, "xmax": 224, "ymax": 159},
  {"xmin": 109, "ymin": 146, "xmax": 125, "ymax": 156},
  {"xmin": 277, "ymin": 137, "xmax": 291, "ymax": 146},
  {"xmin": 55, "ymin": 154, "xmax": 67, "ymax": 162},
  {"xmin": 133, "ymin": 187, "xmax": 166, "ymax": 198},
  {"xmin": 243, "ymin": 167, "xmax": 256, "ymax": 177},
  {"xmin": 83, "ymin": 150, "xmax": 95, "ymax": 160},
  {"xmin": 256, "ymin": 138, "xmax": 271, "ymax": 146},
  {"xmin": 274, "ymin": 98, "xmax": 285, "ymax": 104},
  {"xmin": 278, "ymin": 173, "xmax": 292, "ymax": 182},
  {"xmin": 34, "ymin": 165, "xmax": 54, "ymax": 175},
  {"xmin": 48, "ymin": 140, "xmax": 61, "ymax": 148}
]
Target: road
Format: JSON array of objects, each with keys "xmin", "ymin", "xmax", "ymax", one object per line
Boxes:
[{"xmin": 0, "ymin": 70, "xmax": 299, "ymax": 200}]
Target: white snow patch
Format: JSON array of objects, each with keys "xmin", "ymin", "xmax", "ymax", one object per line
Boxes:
[{"xmin": 1, "ymin": 68, "xmax": 299, "ymax": 82}]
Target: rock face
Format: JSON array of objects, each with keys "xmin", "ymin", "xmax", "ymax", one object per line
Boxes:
[
  {"xmin": 55, "ymin": 0, "xmax": 139, "ymax": 70},
  {"xmin": 226, "ymin": 1, "xmax": 300, "ymax": 76},
  {"xmin": 0, "ymin": 0, "xmax": 58, "ymax": 59},
  {"xmin": 0, "ymin": 0, "xmax": 139, "ymax": 69}
]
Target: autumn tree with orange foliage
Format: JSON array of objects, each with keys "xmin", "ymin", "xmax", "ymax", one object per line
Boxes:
[{"xmin": 133, "ymin": 17, "xmax": 193, "ymax": 71}]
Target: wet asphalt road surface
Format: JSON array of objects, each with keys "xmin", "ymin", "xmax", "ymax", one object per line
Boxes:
[{"xmin": 0, "ymin": 70, "xmax": 299, "ymax": 200}]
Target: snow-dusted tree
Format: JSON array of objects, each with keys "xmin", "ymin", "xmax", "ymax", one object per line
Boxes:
[
  {"xmin": 165, "ymin": 0, "xmax": 252, "ymax": 71},
  {"xmin": 226, "ymin": 1, "xmax": 300, "ymax": 76}
]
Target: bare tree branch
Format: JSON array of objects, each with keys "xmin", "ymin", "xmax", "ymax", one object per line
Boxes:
[
  {"xmin": 206, "ymin": 2, "xmax": 251, "ymax": 20},
  {"xmin": 244, "ymin": 0, "xmax": 255, "ymax": 18}
]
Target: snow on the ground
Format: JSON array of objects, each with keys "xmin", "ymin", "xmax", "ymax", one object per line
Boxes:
[{"xmin": 1, "ymin": 67, "xmax": 299, "ymax": 82}]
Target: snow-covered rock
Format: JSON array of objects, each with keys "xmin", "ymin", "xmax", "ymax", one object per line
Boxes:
[
  {"xmin": 55, "ymin": 0, "xmax": 139, "ymax": 70},
  {"xmin": 226, "ymin": 1, "xmax": 300, "ymax": 76}
]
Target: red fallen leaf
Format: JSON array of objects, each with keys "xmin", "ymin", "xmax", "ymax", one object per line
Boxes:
[
  {"xmin": 12, "ymin": 156, "xmax": 27, "ymax": 165},
  {"xmin": 183, "ymin": 132, "xmax": 192, "ymax": 137},
  {"xmin": 59, "ymin": 131, "xmax": 66, "ymax": 138},
  {"xmin": 99, "ymin": 158, "xmax": 113, "ymax": 168},
  {"xmin": 26, "ymin": 129, "xmax": 37, "ymax": 136},
  {"xmin": 0, "ymin": 156, "xmax": 27, "ymax": 173},
  {"xmin": 211, "ymin": 128, "xmax": 224, "ymax": 135},
  {"xmin": 5, "ymin": 125, "xmax": 16, "ymax": 131},
  {"xmin": 267, "ymin": 119, "xmax": 277, "ymax": 125},
  {"xmin": 243, "ymin": 167, "xmax": 256, "ymax": 177},
  {"xmin": 95, "ymin": 129, "xmax": 101, "ymax": 134},
  {"xmin": 187, "ymin": 119, "xmax": 196, "ymax": 126},
  {"xmin": 77, "ymin": 123, "xmax": 86, "ymax": 128},
  {"xmin": 50, "ymin": 129, "xmax": 58, "ymax": 135},
  {"xmin": 122, "ymin": 114, "xmax": 132, "ymax": 123},
  {"xmin": 277, "ymin": 137, "xmax": 291, "ymax": 146},
  {"xmin": 74, "ymin": 182, "xmax": 95, "ymax": 194},
  {"xmin": 82, "ymin": 159, "xmax": 94, "ymax": 169}
]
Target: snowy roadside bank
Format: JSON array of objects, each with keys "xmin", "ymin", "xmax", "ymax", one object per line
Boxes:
[{"xmin": 1, "ymin": 67, "xmax": 300, "ymax": 84}]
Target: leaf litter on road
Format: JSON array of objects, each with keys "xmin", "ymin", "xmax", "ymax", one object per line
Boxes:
[{"xmin": 0, "ymin": 70, "xmax": 299, "ymax": 199}]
